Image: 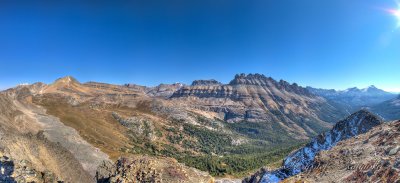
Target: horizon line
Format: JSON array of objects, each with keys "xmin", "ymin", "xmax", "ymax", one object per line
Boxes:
[{"xmin": 1, "ymin": 75, "xmax": 400, "ymax": 94}]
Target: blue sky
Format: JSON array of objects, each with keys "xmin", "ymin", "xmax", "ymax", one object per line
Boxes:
[{"xmin": 0, "ymin": 0, "xmax": 399, "ymax": 92}]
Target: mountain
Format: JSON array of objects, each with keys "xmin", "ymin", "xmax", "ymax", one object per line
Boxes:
[
  {"xmin": 0, "ymin": 77, "xmax": 214, "ymax": 182},
  {"xmin": 171, "ymin": 73, "xmax": 347, "ymax": 139},
  {"xmin": 284, "ymin": 119, "xmax": 400, "ymax": 182},
  {"xmin": 0, "ymin": 74, "xmax": 349, "ymax": 179},
  {"xmin": 191, "ymin": 79, "xmax": 222, "ymax": 86},
  {"xmin": 124, "ymin": 82, "xmax": 185, "ymax": 98},
  {"xmin": 307, "ymin": 85, "xmax": 397, "ymax": 112},
  {"xmin": 245, "ymin": 110, "xmax": 383, "ymax": 183},
  {"xmin": 2, "ymin": 74, "xmax": 396, "ymax": 182},
  {"xmin": 370, "ymin": 94, "xmax": 400, "ymax": 121}
]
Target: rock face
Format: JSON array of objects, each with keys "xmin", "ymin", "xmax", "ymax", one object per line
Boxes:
[
  {"xmin": 0, "ymin": 155, "xmax": 61, "ymax": 183},
  {"xmin": 171, "ymin": 73, "xmax": 346, "ymax": 139},
  {"xmin": 307, "ymin": 85, "xmax": 397, "ymax": 112},
  {"xmin": 284, "ymin": 120, "xmax": 400, "ymax": 182},
  {"xmin": 248, "ymin": 110, "xmax": 383, "ymax": 183},
  {"xmin": 96, "ymin": 156, "xmax": 213, "ymax": 183}
]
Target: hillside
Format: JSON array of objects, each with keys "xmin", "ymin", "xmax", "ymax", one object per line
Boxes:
[
  {"xmin": 245, "ymin": 110, "xmax": 383, "ymax": 183},
  {"xmin": 370, "ymin": 95, "xmax": 400, "ymax": 121},
  {"xmin": 284, "ymin": 119, "xmax": 400, "ymax": 182},
  {"xmin": 0, "ymin": 78, "xmax": 215, "ymax": 182}
]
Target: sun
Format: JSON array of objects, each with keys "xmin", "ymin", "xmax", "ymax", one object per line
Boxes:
[
  {"xmin": 390, "ymin": 9, "xmax": 400, "ymax": 27},
  {"xmin": 385, "ymin": 0, "xmax": 400, "ymax": 28},
  {"xmin": 386, "ymin": 1, "xmax": 400, "ymax": 28}
]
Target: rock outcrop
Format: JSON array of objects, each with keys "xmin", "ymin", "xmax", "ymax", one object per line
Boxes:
[
  {"xmin": 112, "ymin": 112, "xmax": 156, "ymax": 141},
  {"xmin": 0, "ymin": 155, "xmax": 62, "ymax": 183},
  {"xmin": 96, "ymin": 156, "xmax": 214, "ymax": 183}
]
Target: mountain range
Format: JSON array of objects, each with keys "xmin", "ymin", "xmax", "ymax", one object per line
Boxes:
[
  {"xmin": 1, "ymin": 74, "xmax": 399, "ymax": 183},
  {"xmin": 307, "ymin": 85, "xmax": 397, "ymax": 112}
]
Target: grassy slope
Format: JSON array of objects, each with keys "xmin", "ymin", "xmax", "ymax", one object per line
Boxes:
[{"xmin": 32, "ymin": 94, "xmax": 132, "ymax": 160}]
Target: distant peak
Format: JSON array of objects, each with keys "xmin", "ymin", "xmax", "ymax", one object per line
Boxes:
[
  {"xmin": 191, "ymin": 79, "xmax": 222, "ymax": 86},
  {"xmin": 53, "ymin": 76, "xmax": 80, "ymax": 85},
  {"xmin": 228, "ymin": 73, "xmax": 313, "ymax": 96},
  {"xmin": 229, "ymin": 73, "xmax": 273, "ymax": 85},
  {"xmin": 232, "ymin": 73, "xmax": 268, "ymax": 80}
]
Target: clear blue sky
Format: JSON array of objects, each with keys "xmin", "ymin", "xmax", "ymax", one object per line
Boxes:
[{"xmin": 1, "ymin": 0, "xmax": 399, "ymax": 92}]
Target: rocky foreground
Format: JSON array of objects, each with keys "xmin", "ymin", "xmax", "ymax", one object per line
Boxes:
[
  {"xmin": 245, "ymin": 111, "xmax": 400, "ymax": 183},
  {"xmin": 284, "ymin": 119, "xmax": 400, "ymax": 182}
]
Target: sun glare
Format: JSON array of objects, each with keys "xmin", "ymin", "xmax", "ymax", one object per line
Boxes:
[
  {"xmin": 394, "ymin": 3, "xmax": 400, "ymax": 28},
  {"xmin": 385, "ymin": 1, "xmax": 400, "ymax": 28}
]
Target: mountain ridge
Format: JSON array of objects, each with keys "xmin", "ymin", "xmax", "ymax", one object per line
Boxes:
[
  {"xmin": 245, "ymin": 109, "xmax": 383, "ymax": 183},
  {"xmin": 307, "ymin": 85, "xmax": 397, "ymax": 118}
]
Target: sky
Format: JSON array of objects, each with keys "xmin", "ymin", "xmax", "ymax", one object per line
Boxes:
[{"xmin": 0, "ymin": 0, "xmax": 400, "ymax": 92}]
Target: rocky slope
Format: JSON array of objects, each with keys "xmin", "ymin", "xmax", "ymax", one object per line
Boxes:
[
  {"xmin": 245, "ymin": 110, "xmax": 383, "ymax": 183},
  {"xmin": 307, "ymin": 85, "xmax": 397, "ymax": 112},
  {"xmin": 0, "ymin": 93, "xmax": 95, "ymax": 182},
  {"xmin": 284, "ymin": 119, "xmax": 400, "ymax": 182},
  {"xmin": 171, "ymin": 73, "xmax": 346, "ymax": 140},
  {"xmin": 370, "ymin": 94, "xmax": 400, "ymax": 121}
]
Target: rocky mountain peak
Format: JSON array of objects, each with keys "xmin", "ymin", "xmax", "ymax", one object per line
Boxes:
[
  {"xmin": 228, "ymin": 73, "xmax": 273, "ymax": 85},
  {"xmin": 41, "ymin": 76, "xmax": 90, "ymax": 94},
  {"xmin": 53, "ymin": 76, "xmax": 80, "ymax": 86},
  {"xmin": 191, "ymin": 79, "xmax": 222, "ymax": 86},
  {"xmin": 228, "ymin": 73, "xmax": 312, "ymax": 96},
  {"xmin": 332, "ymin": 109, "xmax": 382, "ymax": 136}
]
